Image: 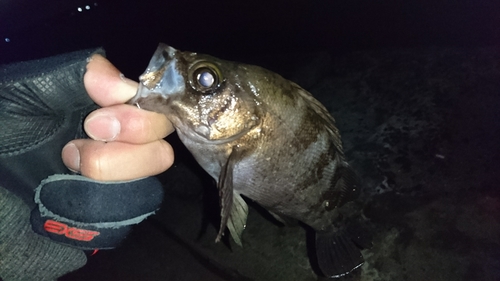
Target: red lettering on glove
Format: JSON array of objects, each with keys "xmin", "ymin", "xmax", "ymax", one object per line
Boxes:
[{"xmin": 44, "ymin": 220, "xmax": 100, "ymax": 242}]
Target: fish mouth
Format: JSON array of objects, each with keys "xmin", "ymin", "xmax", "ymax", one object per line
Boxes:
[
  {"xmin": 194, "ymin": 125, "xmax": 254, "ymax": 144},
  {"xmin": 129, "ymin": 44, "xmax": 186, "ymax": 104}
]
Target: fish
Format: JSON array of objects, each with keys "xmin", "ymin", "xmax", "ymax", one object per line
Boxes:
[{"xmin": 129, "ymin": 43, "xmax": 364, "ymax": 278}]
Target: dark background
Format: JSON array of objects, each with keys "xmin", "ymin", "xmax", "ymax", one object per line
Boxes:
[{"xmin": 0, "ymin": 0, "xmax": 498, "ymax": 73}]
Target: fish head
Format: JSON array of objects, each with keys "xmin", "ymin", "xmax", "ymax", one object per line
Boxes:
[{"xmin": 130, "ymin": 44, "xmax": 261, "ymax": 143}]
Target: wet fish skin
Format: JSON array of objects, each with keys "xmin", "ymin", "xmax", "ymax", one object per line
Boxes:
[{"xmin": 130, "ymin": 44, "xmax": 363, "ymax": 278}]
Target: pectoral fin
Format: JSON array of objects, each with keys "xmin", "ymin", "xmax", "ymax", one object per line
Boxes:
[
  {"xmin": 216, "ymin": 148, "xmax": 248, "ymax": 247},
  {"xmin": 225, "ymin": 192, "xmax": 248, "ymax": 246}
]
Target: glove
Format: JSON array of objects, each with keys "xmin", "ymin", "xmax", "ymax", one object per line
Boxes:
[
  {"xmin": 0, "ymin": 49, "xmax": 164, "ymax": 250},
  {"xmin": 0, "ymin": 186, "xmax": 86, "ymax": 281}
]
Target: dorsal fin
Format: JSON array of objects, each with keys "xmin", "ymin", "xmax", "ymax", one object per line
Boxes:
[{"xmin": 291, "ymin": 83, "xmax": 344, "ymax": 156}]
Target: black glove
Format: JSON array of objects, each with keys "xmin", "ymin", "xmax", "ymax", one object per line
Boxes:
[{"xmin": 0, "ymin": 49, "xmax": 164, "ymax": 250}]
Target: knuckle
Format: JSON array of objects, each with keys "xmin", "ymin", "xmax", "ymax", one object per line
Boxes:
[
  {"xmin": 126, "ymin": 113, "xmax": 147, "ymax": 135},
  {"xmin": 159, "ymin": 141, "xmax": 174, "ymax": 170},
  {"xmin": 80, "ymin": 144, "xmax": 108, "ymax": 180}
]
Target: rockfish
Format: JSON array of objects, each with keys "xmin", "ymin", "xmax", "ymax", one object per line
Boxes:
[{"xmin": 129, "ymin": 44, "xmax": 364, "ymax": 278}]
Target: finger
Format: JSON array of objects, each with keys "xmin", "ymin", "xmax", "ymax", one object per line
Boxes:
[
  {"xmin": 84, "ymin": 104, "xmax": 174, "ymax": 143},
  {"xmin": 84, "ymin": 54, "xmax": 138, "ymax": 106},
  {"xmin": 62, "ymin": 139, "xmax": 174, "ymax": 181}
]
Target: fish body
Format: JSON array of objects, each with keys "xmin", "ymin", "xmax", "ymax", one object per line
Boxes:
[{"xmin": 130, "ymin": 44, "xmax": 363, "ymax": 278}]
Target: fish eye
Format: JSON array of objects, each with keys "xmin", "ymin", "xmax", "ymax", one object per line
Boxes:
[
  {"xmin": 196, "ymin": 68, "xmax": 216, "ymax": 88},
  {"xmin": 188, "ymin": 62, "xmax": 223, "ymax": 94}
]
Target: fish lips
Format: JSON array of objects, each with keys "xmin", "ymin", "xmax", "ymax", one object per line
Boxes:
[{"xmin": 129, "ymin": 43, "xmax": 185, "ymax": 104}]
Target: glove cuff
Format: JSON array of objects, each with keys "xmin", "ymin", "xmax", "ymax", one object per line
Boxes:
[
  {"xmin": 0, "ymin": 186, "xmax": 87, "ymax": 280},
  {"xmin": 30, "ymin": 175, "xmax": 164, "ymax": 250}
]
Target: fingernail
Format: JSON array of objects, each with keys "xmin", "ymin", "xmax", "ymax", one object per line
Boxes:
[
  {"xmin": 62, "ymin": 143, "xmax": 80, "ymax": 173},
  {"xmin": 85, "ymin": 113, "xmax": 121, "ymax": 141},
  {"xmin": 119, "ymin": 73, "xmax": 139, "ymax": 101}
]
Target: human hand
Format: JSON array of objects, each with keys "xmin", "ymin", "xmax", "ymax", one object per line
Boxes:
[
  {"xmin": 0, "ymin": 48, "xmax": 168, "ymax": 250},
  {"xmin": 62, "ymin": 54, "xmax": 174, "ymax": 181}
]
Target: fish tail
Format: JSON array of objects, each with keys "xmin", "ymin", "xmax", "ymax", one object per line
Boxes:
[{"xmin": 315, "ymin": 230, "xmax": 364, "ymax": 278}]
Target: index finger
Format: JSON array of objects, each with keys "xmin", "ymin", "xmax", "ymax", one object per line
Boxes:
[{"xmin": 84, "ymin": 54, "xmax": 138, "ymax": 106}]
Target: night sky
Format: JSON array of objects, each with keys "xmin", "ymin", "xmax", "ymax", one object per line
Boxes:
[{"xmin": 0, "ymin": 0, "xmax": 498, "ymax": 75}]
